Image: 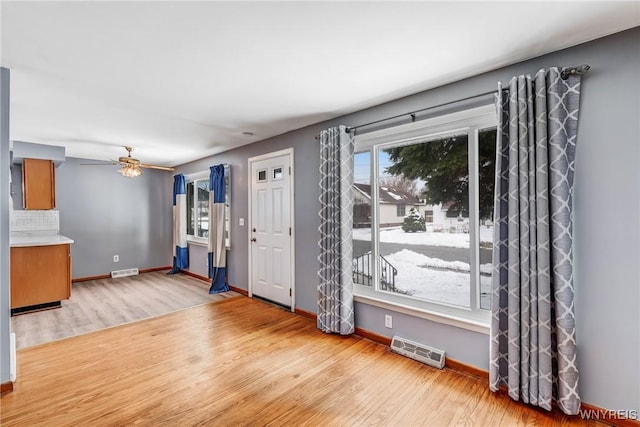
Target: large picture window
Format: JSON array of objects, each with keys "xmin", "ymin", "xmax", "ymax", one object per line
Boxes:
[{"xmin": 352, "ymin": 104, "xmax": 497, "ymax": 325}]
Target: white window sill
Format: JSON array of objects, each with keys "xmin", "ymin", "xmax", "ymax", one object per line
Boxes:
[
  {"xmin": 354, "ymin": 292, "xmax": 490, "ymax": 335},
  {"xmin": 187, "ymin": 237, "xmax": 208, "ymax": 247},
  {"xmin": 187, "ymin": 237, "xmax": 231, "ymax": 251}
]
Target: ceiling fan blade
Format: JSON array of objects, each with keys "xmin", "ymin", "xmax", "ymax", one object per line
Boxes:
[
  {"xmin": 80, "ymin": 162, "xmax": 120, "ymax": 166},
  {"xmin": 139, "ymin": 163, "xmax": 175, "ymax": 171}
]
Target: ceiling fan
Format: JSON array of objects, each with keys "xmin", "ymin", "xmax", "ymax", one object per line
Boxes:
[{"xmin": 83, "ymin": 146, "xmax": 175, "ymax": 177}]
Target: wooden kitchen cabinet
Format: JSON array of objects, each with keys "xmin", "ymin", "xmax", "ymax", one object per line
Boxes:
[
  {"xmin": 10, "ymin": 244, "xmax": 71, "ymax": 310},
  {"xmin": 22, "ymin": 158, "xmax": 56, "ymax": 209}
]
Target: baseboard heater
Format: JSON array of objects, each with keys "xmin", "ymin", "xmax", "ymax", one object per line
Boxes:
[
  {"xmin": 111, "ymin": 268, "xmax": 139, "ymax": 278},
  {"xmin": 390, "ymin": 336, "xmax": 446, "ymax": 369}
]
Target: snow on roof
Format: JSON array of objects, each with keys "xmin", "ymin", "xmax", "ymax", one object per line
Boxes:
[
  {"xmin": 386, "ymin": 191, "xmax": 404, "ymax": 201},
  {"xmin": 353, "ymin": 183, "xmax": 423, "ymax": 205}
]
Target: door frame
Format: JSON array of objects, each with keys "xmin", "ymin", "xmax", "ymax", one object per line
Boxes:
[{"xmin": 247, "ymin": 147, "xmax": 295, "ymax": 312}]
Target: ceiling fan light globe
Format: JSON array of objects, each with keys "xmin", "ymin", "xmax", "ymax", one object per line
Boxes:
[{"xmin": 118, "ymin": 165, "xmax": 143, "ymax": 178}]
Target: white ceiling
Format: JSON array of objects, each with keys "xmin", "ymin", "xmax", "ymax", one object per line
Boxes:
[{"xmin": 1, "ymin": 1, "xmax": 638, "ymax": 167}]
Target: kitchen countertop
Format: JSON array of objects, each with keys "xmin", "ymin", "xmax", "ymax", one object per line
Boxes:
[{"xmin": 10, "ymin": 233, "xmax": 74, "ymax": 247}]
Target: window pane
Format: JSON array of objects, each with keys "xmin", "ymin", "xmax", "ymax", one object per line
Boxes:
[
  {"xmin": 379, "ymin": 133, "xmax": 471, "ymax": 307},
  {"xmin": 352, "ymin": 151, "xmax": 372, "ymax": 287},
  {"xmin": 478, "ymin": 128, "xmax": 497, "ymax": 310},
  {"xmin": 186, "ymin": 182, "xmax": 195, "ymax": 236},
  {"xmin": 196, "ymin": 179, "xmax": 210, "ymax": 238}
]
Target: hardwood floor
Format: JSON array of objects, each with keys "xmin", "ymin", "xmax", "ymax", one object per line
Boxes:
[
  {"xmin": 2, "ymin": 297, "xmax": 603, "ymax": 426},
  {"xmin": 11, "ymin": 271, "xmax": 240, "ymax": 349}
]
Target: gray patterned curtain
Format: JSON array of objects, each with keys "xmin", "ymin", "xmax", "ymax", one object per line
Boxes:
[
  {"xmin": 490, "ymin": 67, "xmax": 582, "ymax": 415},
  {"xmin": 318, "ymin": 125, "xmax": 355, "ymax": 335}
]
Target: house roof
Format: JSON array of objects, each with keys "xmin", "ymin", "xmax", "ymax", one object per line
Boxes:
[{"xmin": 354, "ymin": 183, "xmax": 423, "ymax": 205}]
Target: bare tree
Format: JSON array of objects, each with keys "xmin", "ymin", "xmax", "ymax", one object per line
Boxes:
[{"xmin": 379, "ymin": 175, "xmax": 419, "ymax": 197}]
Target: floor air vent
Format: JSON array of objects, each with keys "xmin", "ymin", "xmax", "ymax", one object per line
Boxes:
[
  {"xmin": 390, "ymin": 336, "xmax": 445, "ymax": 369},
  {"xmin": 111, "ymin": 268, "xmax": 139, "ymax": 278}
]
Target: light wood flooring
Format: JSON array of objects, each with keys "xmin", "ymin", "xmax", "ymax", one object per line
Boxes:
[
  {"xmin": 2, "ymin": 296, "xmax": 603, "ymax": 426},
  {"xmin": 11, "ymin": 271, "xmax": 240, "ymax": 349}
]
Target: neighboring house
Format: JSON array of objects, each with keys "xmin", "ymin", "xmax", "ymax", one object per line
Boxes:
[
  {"xmin": 432, "ymin": 201, "xmax": 469, "ymax": 233},
  {"xmin": 353, "ymin": 183, "xmax": 470, "ymax": 231},
  {"xmin": 353, "ymin": 183, "xmax": 424, "ymax": 228}
]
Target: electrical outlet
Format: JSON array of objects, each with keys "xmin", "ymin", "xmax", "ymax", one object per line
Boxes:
[
  {"xmin": 239, "ymin": 218, "xmax": 245, "ymax": 226},
  {"xmin": 113, "ymin": 255, "xmax": 119, "ymax": 263},
  {"xmin": 385, "ymin": 314, "xmax": 393, "ymax": 328}
]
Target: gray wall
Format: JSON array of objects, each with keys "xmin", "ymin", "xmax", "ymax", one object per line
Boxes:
[
  {"xmin": 10, "ymin": 157, "xmax": 173, "ymax": 278},
  {"xmin": 186, "ymin": 243, "xmax": 209, "ymax": 278},
  {"xmin": 54, "ymin": 157, "xmax": 173, "ymax": 278},
  {"xmin": 174, "ymin": 27, "xmax": 640, "ymax": 412},
  {"xmin": 12, "ymin": 140, "xmax": 66, "ymax": 166},
  {"xmin": 1, "ymin": 68, "xmax": 11, "ymax": 384}
]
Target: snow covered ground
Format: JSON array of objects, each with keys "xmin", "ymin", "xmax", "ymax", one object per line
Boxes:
[
  {"xmin": 354, "ymin": 249, "xmax": 491, "ymax": 308},
  {"xmin": 385, "ymin": 250, "xmax": 491, "ymax": 307},
  {"xmin": 352, "ymin": 225, "xmax": 494, "ymax": 308},
  {"xmin": 352, "ymin": 225, "xmax": 493, "ymax": 248}
]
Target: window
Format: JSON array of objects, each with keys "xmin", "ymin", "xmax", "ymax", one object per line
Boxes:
[
  {"xmin": 272, "ymin": 166, "xmax": 284, "ymax": 180},
  {"xmin": 425, "ymin": 210, "xmax": 434, "ymax": 223},
  {"xmin": 352, "ymin": 104, "xmax": 497, "ymax": 325},
  {"xmin": 185, "ymin": 165, "xmax": 231, "ymax": 248},
  {"xmin": 186, "ymin": 177, "xmax": 210, "ymax": 240}
]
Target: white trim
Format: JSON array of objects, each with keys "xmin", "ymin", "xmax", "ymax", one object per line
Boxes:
[
  {"xmin": 248, "ymin": 147, "xmax": 294, "ymax": 162},
  {"xmin": 469, "ymin": 127, "xmax": 480, "ymax": 310},
  {"xmin": 186, "ymin": 237, "xmax": 207, "ymax": 247},
  {"xmin": 247, "ymin": 161, "xmax": 254, "ymax": 299},
  {"xmin": 184, "ymin": 174, "xmax": 210, "ymax": 241},
  {"xmin": 354, "ymin": 283, "xmax": 491, "ymax": 326},
  {"xmin": 354, "ymin": 293, "xmax": 490, "ymax": 335},
  {"xmin": 247, "ymin": 147, "xmax": 295, "ymax": 312}
]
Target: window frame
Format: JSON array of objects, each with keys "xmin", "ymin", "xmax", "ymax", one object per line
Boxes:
[
  {"xmin": 185, "ymin": 166, "xmax": 232, "ymax": 249},
  {"xmin": 185, "ymin": 171, "xmax": 210, "ymax": 245},
  {"xmin": 353, "ymin": 104, "xmax": 497, "ymax": 330}
]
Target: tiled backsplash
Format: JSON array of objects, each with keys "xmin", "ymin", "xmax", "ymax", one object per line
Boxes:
[{"xmin": 10, "ymin": 210, "xmax": 59, "ymax": 233}]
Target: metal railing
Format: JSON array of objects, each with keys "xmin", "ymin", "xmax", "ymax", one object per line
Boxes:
[{"xmin": 352, "ymin": 252, "xmax": 397, "ymax": 291}]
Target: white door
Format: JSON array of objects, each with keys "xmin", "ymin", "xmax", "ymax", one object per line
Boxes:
[{"xmin": 249, "ymin": 152, "xmax": 293, "ymax": 307}]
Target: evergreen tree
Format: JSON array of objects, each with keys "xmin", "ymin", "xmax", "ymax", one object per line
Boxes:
[
  {"xmin": 385, "ymin": 129, "xmax": 496, "ymax": 220},
  {"xmin": 402, "ymin": 207, "xmax": 426, "ymax": 233}
]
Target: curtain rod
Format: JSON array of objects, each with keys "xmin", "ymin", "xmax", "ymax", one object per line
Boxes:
[
  {"xmin": 345, "ymin": 89, "xmax": 499, "ymax": 134},
  {"xmin": 314, "ymin": 64, "xmax": 590, "ymax": 138}
]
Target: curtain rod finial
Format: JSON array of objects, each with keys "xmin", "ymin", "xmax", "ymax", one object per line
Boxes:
[{"xmin": 561, "ymin": 64, "xmax": 591, "ymax": 80}]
